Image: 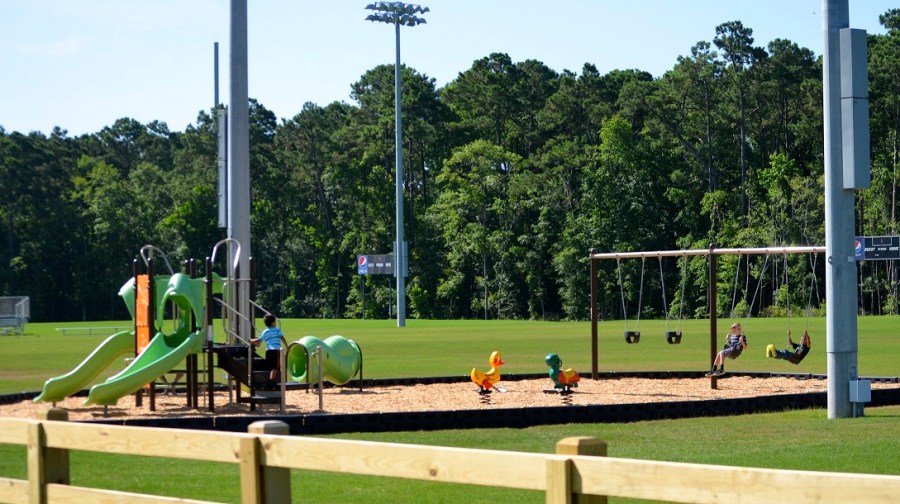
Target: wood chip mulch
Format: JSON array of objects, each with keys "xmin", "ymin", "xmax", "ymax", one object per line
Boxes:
[{"xmin": 3, "ymin": 376, "xmax": 896, "ymax": 421}]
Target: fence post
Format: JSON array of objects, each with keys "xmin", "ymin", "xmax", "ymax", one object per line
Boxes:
[
  {"xmin": 247, "ymin": 420, "xmax": 291, "ymax": 504},
  {"xmin": 28, "ymin": 408, "xmax": 70, "ymax": 504},
  {"xmin": 37, "ymin": 408, "xmax": 70, "ymax": 486},
  {"xmin": 545, "ymin": 455, "xmax": 572, "ymax": 504},
  {"xmin": 555, "ymin": 437, "xmax": 607, "ymax": 504}
]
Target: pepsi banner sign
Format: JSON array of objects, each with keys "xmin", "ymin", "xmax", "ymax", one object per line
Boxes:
[
  {"xmin": 357, "ymin": 255, "xmax": 369, "ymax": 275},
  {"xmin": 356, "ymin": 254, "xmax": 394, "ymax": 275}
]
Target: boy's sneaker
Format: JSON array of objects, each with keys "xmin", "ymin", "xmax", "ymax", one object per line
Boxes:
[
  {"xmin": 713, "ymin": 369, "xmax": 726, "ymax": 376},
  {"xmin": 704, "ymin": 370, "xmax": 717, "ymax": 377}
]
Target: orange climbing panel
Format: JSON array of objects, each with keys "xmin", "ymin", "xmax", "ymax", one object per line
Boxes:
[{"xmin": 136, "ymin": 274, "xmax": 151, "ymax": 353}]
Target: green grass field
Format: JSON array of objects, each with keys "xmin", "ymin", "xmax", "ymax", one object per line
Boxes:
[
  {"xmin": 2, "ymin": 316, "xmax": 897, "ymax": 395},
  {"xmin": 1, "ymin": 318, "xmax": 897, "ymax": 503}
]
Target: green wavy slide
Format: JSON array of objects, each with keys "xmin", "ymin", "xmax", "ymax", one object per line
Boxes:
[
  {"xmin": 84, "ymin": 329, "xmax": 203, "ymax": 406},
  {"xmin": 33, "ymin": 330, "xmax": 135, "ymax": 404}
]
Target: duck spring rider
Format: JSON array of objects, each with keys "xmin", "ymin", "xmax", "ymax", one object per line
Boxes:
[
  {"xmin": 471, "ymin": 351, "xmax": 506, "ymax": 393},
  {"xmin": 545, "ymin": 353, "xmax": 580, "ymax": 393}
]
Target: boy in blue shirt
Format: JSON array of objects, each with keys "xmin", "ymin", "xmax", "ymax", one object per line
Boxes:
[
  {"xmin": 251, "ymin": 314, "xmax": 287, "ymax": 383},
  {"xmin": 705, "ymin": 322, "xmax": 748, "ymax": 377}
]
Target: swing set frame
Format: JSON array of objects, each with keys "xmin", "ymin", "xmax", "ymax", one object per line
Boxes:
[{"xmin": 589, "ymin": 245, "xmax": 825, "ymax": 389}]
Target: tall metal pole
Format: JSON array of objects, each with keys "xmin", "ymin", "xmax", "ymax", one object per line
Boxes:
[
  {"xmin": 366, "ymin": 3, "xmax": 428, "ymax": 327},
  {"xmin": 823, "ymin": 0, "xmax": 859, "ymax": 418},
  {"xmin": 214, "ymin": 42, "xmax": 219, "ymax": 107},
  {"xmin": 228, "ymin": 0, "xmax": 252, "ymax": 339},
  {"xmin": 394, "ymin": 21, "xmax": 406, "ymax": 327}
]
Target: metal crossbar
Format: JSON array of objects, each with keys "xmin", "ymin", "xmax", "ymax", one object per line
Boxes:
[{"xmin": 591, "ymin": 246, "xmax": 825, "ymax": 260}]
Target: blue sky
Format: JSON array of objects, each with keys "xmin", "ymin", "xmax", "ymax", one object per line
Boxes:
[{"xmin": 0, "ymin": 1, "xmax": 894, "ymax": 137}]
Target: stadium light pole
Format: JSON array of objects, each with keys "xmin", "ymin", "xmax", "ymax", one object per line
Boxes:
[{"xmin": 365, "ymin": 2, "xmax": 429, "ymax": 327}]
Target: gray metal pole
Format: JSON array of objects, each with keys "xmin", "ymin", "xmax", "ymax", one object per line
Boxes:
[
  {"xmin": 823, "ymin": 0, "xmax": 859, "ymax": 419},
  {"xmin": 214, "ymin": 42, "xmax": 219, "ymax": 107},
  {"xmin": 229, "ymin": 0, "xmax": 252, "ymax": 339},
  {"xmin": 394, "ymin": 21, "xmax": 406, "ymax": 327}
]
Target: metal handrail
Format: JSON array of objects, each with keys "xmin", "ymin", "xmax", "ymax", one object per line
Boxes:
[
  {"xmin": 139, "ymin": 245, "xmax": 175, "ymax": 274},
  {"xmin": 213, "ymin": 297, "xmax": 254, "ymax": 345},
  {"xmin": 249, "ymin": 299, "xmax": 272, "ymax": 318},
  {"xmin": 210, "ymin": 237, "xmax": 241, "ymax": 275}
]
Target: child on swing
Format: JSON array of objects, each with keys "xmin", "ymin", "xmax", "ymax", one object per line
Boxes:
[
  {"xmin": 705, "ymin": 322, "xmax": 748, "ymax": 377},
  {"xmin": 766, "ymin": 329, "xmax": 811, "ymax": 364}
]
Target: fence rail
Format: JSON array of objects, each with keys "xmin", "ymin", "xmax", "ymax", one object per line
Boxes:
[{"xmin": 1, "ymin": 410, "xmax": 898, "ymax": 504}]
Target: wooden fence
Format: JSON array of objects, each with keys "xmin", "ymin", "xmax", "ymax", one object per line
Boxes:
[{"xmin": 1, "ymin": 409, "xmax": 898, "ymax": 504}]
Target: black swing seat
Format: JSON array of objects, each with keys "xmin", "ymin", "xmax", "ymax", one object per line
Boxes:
[
  {"xmin": 624, "ymin": 331, "xmax": 641, "ymax": 344},
  {"xmin": 665, "ymin": 331, "xmax": 682, "ymax": 344}
]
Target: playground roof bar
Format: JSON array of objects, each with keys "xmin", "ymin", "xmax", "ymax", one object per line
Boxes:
[{"xmin": 590, "ymin": 245, "xmax": 826, "ymax": 260}]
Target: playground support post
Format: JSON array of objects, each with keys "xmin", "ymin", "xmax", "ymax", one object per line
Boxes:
[
  {"xmin": 186, "ymin": 258, "xmax": 199, "ymax": 410},
  {"xmin": 590, "ymin": 249, "xmax": 598, "ymax": 379},
  {"xmin": 132, "ymin": 259, "xmax": 141, "ymax": 408},
  {"xmin": 206, "ymin": 256, "xmax": 216, "ymax": 412},
  {"xmin": 147, "ymin": 258, "xmax": 157, "ymax": 412},
  {"xmin": 708, "ymin": 245, "xmax": 718, "ymax": 390}
]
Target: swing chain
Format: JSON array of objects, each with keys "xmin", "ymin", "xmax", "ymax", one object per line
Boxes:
[
  {"xmin": 660, "ymin": 256, "xmax": 689, "ymax": 333},
  {"xmin": 805, "ymin": 252, "xmax": 820, "ymax": 330},
  {"xmin": 617, "ymin": 257, "xmax": 646, "ymax": 332},
  {"xmin": 783, "ymin": 254, "xmax": 791, "ymax": 332},
  {"xmin": 617, "ymin": 259, "xmax": 627, "ymax": 331},
  {"xmin": 636, "ymin": 258, "xmax": 645, "ymax": 330},
  {"xmin": 659, "ymin": 257, "xmax": 670, "ymax": 331}
]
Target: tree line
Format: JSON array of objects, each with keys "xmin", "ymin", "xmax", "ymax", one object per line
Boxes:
[{"xmin": 3, "ymin": 14, "xmax": 900, "ymax": 323}]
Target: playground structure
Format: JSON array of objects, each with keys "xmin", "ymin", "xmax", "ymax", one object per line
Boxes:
[
  {"xmin": 34, "ymin": 242, "xmax": 363, "ymax": 414},
  {"xmin": 0, "ymin": 296, "xmax": 29, "ymax": 335}
]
